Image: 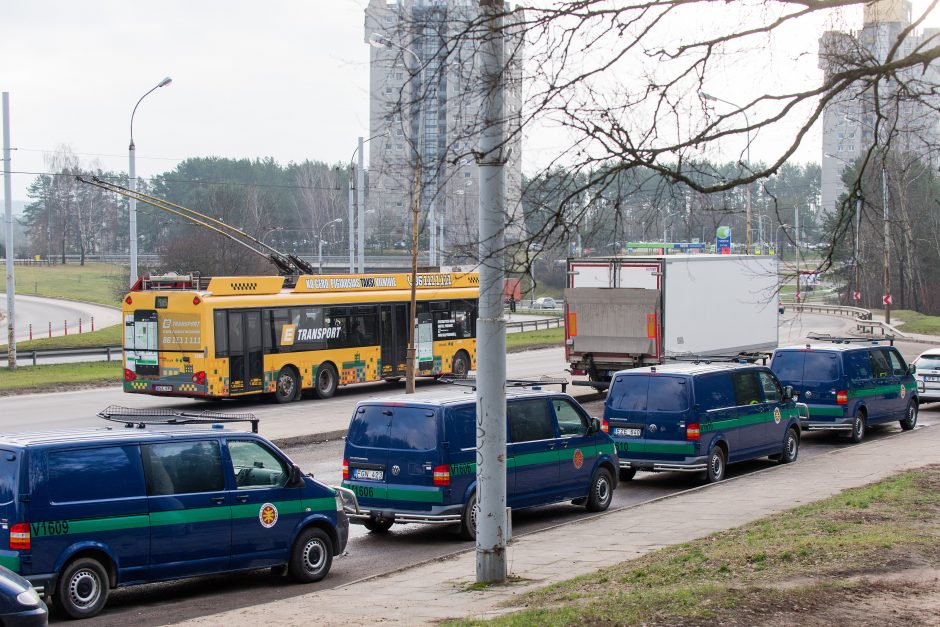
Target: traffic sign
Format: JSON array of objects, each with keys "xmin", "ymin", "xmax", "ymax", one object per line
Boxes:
[
  {"xmin": 853, "ymin": 291, "xmax": 861, "ymax": 301},
  {"xmin": 883, "ymin": 294, "xmax": 893, "ymax": 305},
  {"xmin": 795, "ymin": 292, "xmax": 801, "ymax": 302}
]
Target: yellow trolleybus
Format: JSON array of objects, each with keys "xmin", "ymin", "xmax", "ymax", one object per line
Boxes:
[{"xmin": 122, "ymin": 271, "xmax": 478, "ymax": 402}]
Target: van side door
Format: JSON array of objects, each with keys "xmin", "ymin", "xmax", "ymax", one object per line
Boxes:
[
  {"xmin": 142, "ymin": 439, "xmax": 232, "ymax": 579},
  {"xmin": 730, "ymin": 370, "xmax": 768, "ymax": 456},
  {"xmin": 883, "ymin": 348, "xmax": 911, "ymax": 419},
  {"xmin": 225, "ymin": 439, "xmax": 299, "ymax": 570},
  {"xmin": 696, "ymin": 373, "xmax": 740, "ymax": 455},
  {"xmin": 507, "ymin": 399, "xmax": 560, "ymax": 508},
  {"xmin": 551, "ymin": 397, "xmax": 594, "ymax": 497},
  {"xmin": 867, "ymin": 349, "xmax": 894, "ymax": 421},
  {"xmin": 757, "ymin": 370, "xmax": 788, "ymax": 450}
]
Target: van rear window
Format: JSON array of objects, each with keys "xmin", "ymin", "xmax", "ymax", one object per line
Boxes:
[
  {"xmin": 347, "ymin": 406, "xmax": 392, "ymax": 448},
  {"xmin": 389, "ymin": 407, "xmax": 438, "ymax": 451},
  {"xmin": 771, "ymin": 351, "xmax": 804, "ymax": 382},
  {"xmin": 49, "ymin": 446, "xmax": 144, "ymax": 503},
  {"xmin": 647, "ymin": 377, "xmax": 688, "ymax": 411},
  {"xmin": 803, "ymin": 353, "xmax": 840, "ymax": 382},
  {"xmin": 608, "ymin": 376, "xmax": 649, "ymax": 410},
  {"xmin": 0, "ymin": 450, "xmax": 17, "ymax": 505},
  {"xmin": 446, "ymin": 404, "xmax": 477, "ymax": 450}
]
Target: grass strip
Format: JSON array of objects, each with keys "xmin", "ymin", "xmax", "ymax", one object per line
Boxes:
[
  {"xmin": 449, "ymin": 466, "xmax": 940, "ymax": 626},
  {"xmin": 0, "ymin": 361, "xmax": 122, "ymax": 393},
  {"xmin": 0, "ymin": 263, "xmax": 123, "ymax": 306},
  {"xmin": 1, "ymin": 325, "xmax": 122, "ymax": 351},
  {"xmin": 891, "ymin": 309, "xmax": 940, "ymax": 335},
  {"xmin": 506, "ymin": 327, "xmax": 563, "ymax": 351}
]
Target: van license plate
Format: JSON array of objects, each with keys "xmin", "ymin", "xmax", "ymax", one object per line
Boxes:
[
  {"xmin": 153, "ymin": 385, "xmax": 173, "ymax": 392},
  {"xmin": 925, "ymin": 376, "xmax": 940, "ymax": 382},
  {"xmin": 355, "ymin": 469, "xmax": 384, "ymax": 481},
  {"xmin": 614, "ymin": 427, "xmax": 642, "ymax": 437}
]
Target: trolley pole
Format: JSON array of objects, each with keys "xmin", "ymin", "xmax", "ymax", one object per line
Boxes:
[
  {"xmin": 3, "ymin": 92, "xmax": 15, "ymax": 370},
  {"xmin": 475, "ymin": 0, "xmax": 507, "ymax": 584}
]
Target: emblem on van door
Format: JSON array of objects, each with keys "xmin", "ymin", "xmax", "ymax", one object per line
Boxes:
[
  {"xmin": 901, "ymin": 384, "xmax": 906, "ymax": 399},
  {"xmin": 391, "ymin": 465, "xmax": 400, "ymax": 476},
  {"xmin": 573, "ymin": 449, "xmax": 584, "ymax": 469},
  {"xmin": 259, "ymin": 503, "xmax": 278, "ymax": 528},
  {"xmin": 805, "ymin": 391, "xmax": 813, "ymax": 399},
  {"xmin": 649, "ymin": 424, "xmax": 658, "ymax": 433},
  {"xmin": 774, "ymin": 407, "xmax": 782, "ymax": 424}
]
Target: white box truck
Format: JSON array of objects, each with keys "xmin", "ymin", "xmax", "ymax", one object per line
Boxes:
[{"xmin": 564, "ymin": 254, "xmax": 779, "ymax": 386}]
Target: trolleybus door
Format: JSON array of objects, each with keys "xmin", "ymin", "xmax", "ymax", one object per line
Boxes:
[
  {"xmin": 127, "ymin": 309, "xmax": 159, "ymax": 377},
  {"xmin": 379, "ymin": 304, "xmax": 409, "ymax": 377},
  {"xmin": 228, "ymin": 310, "xmax": 264, "ymax": 394}
]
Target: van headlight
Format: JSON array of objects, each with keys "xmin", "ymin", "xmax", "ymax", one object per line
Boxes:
[{"xmin": 16, "ymin": 588, "xmax": 40, "ymax": 607}]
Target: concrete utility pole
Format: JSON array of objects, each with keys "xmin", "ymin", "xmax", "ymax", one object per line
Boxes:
[
  {"xmin": 882, "ymin": 165, "xmax": 891, "ymax": 324},
  {"xmin": 476, "ymin": 0, "xmax": 508, "ymax": 584},
  {"xmin": 3, "ymin": 92, "xmax": 15, "ymax": 370},
  {"xmin": 348, "ymin": 162, "xmax": 356, "ymax": 273}
]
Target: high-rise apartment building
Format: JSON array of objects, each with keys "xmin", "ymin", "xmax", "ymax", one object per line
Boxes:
[
  {"xmin": 818, "ymin": 0, "xmax": 940, "ymax": 213},
  {"xmin": 364, "ymin": 0, "xmax": 523, "ymax": 263}
]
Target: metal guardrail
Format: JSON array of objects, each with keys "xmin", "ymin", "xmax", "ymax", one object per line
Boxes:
[
  {"xmin": 780, "ymin": 302, "xmax": 872, "ymax": 320},
  {"xmin": 505, "ymin": 317, "xmax": 562, "ymax": 332},
  {"xmin": 16, "ymin": 345, "xmax": 122, "ymax": 366}
]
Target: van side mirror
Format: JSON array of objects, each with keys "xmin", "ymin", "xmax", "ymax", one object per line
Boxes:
[
  {"xmin": 588, "ymin": 417, "xmax": 601, "ymax": 434},
  {"xmin": 783, "ymin": 385, "xmax": 795, "ymax": 400},
  {"xmin": 909, "ymin": 363, "xmax": 917, "ymax": 375},
  {"xmin": 287, "ymin": 464, "xmax": 305, "ymax": 488}
]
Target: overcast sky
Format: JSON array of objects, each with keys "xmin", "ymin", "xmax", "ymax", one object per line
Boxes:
[{"xmin": 2, "ymin": 0, "xmax": 937, "ymax": 205}]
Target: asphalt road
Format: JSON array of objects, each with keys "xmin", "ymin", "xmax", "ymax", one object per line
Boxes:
[
  {"xmin": 1, "ymin": 294, "xmax": 121, "ymax": 344},
  {"xmin": 78, "ymin": 402, "xmax": 940, "ymax": 626}
]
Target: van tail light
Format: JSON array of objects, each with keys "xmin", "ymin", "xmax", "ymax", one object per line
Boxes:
[
  {"xmin": 686, "ymin": 423, "xmax": 701, "ymax": 441},
  {"xmin": 192, "ymin": 371, "xmax": 207, "ymax": 385},
  {"xmin": 124, "ymin": 368, "xmax": 137, "ymax": 382},
  {"xmin": 836, "ymin": 390, "xmax": 848, "ymax": 405},
  {"xmin": 342, "ymin": 459, "xmax": 349, "ymax": 480},
  {"xmin": 601, "ymin": 419, "xmax": 609, "ymax": 434},
  {"xmin": 9, "ymin": 523, "xmax": 30, "ymax": 550},
  {"xmin": 433, "ymin": 465, "xmax": 451, "ymax": 487}
]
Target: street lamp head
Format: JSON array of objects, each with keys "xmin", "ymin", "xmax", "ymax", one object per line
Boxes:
[
  {"xmin": 699, "ymin": 90, "xmax": 715, "ymax": 101},
  {"xmin": 368, "ymin": 33, "xmax": 389, "ymax": 49},
  {"xmin": 158, "ymin": 77, "xmax": 173, "ymax": 88}
]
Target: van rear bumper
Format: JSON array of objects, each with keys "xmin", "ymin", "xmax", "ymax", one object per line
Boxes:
[
  {"xmin": 346, "ymin": 507, "xmax": 462, "ymax": 526},
  {"xmin": 620, "ymin": 458, "xmax": 707, "ymax": 473},
  {"xmin": 24, "ymin": 573, "xmax": 56, "ymax": 596}
]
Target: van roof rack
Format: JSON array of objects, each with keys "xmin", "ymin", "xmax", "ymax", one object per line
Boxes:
[
  {"xmin": 438, "ymin": 375, "xmax": 569, "ymax": 393},
  {"xmin": 805, "ymin": 332, "xmax": 894, "ymax": 346},
  {"xmin": 98, "ymin": 406, "xmax": 259, "ymax": 433},
  {"xmin": 666, "ymin": 352, "xmax": 771, "ymax": 365}
]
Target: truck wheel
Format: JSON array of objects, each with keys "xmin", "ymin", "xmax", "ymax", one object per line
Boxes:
[
  {"xmin": 586, "ymin": 467, "xmax": 614, "ymax": 512},
  {"xmin": 288, "ymin": 527, "xmax": 333, "ymax": 583},
  {"xmin": 55, "ymin": 557, "xmax": 110, "ymax": 619},
  {"xmin": 313, "ymin": 363, "xmax": 338, "ymax": 399},
  {"xmin": 849, "ymin": 410, "xmax": 866, "ymax": 443},
  {"xmin": 364, "ymin": 518, "xmax": 394, "ymax": 533},
  {"xmin": 452, "ymin": 351, "xmax": 470, "ymax": 378},
  {"xmin": 619, "ymin": 467, "xmax": 636, "ymax": 482},
  {"xmin": 706, "ymin": 446, "xmax": 726, "ymax": 483},
  {"xmin": 274, "ymin": 367, "xmax": 299, "ymax": 404},
  {"xmin": 900, "ymin": 401, "xmax": 918, "ymax": 431},
  {"xmin": 780, "ymin": 428, "xmax": 799, "ymax": 464},
  {"xmin": 457, "ymin": 492, "xmax": 477, "ymax": 540}
]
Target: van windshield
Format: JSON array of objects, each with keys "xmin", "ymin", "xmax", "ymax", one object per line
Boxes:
[{"xmin": 0, "ymin": 450, "xmax": 16, "ymax": 505}]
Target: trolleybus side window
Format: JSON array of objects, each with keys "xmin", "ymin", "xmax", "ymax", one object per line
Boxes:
[
  {"xmin": 214, "ymin": 311, "xmax": 228, "ymax": 357},
  {"xmin": 263, "ymin": 307, "xmax": 291, "ymax": 354},
  {"xmin": 453, "ymin": 300, "xmax": 476, "ymax": 339}
]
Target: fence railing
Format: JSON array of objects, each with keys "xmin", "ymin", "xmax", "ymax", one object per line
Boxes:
[
  {"xmin": 780, "ymin": 301, "xmax": 916, "ymax": 339},
  {"xmin": 506, "ymin": 317, "xmax": 563, "ymax": 333}
]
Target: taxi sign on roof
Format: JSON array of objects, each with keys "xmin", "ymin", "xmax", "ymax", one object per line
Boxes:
[{"xmin": 292, "ymin": 272, "xmax": 479, "ymax": 293}]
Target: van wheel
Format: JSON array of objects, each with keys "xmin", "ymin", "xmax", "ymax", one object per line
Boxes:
[
  {"xmin": 288, "ymin": 527, "xmax": 333, "ymax": 583},
  {"xmin": 55, "ymin": 557, "xmax": 110, "ymax": 619},
  {"xmin": 900, "ymin": 401, "xmax": 918, "ymax": 431},
  {"xmin": 451, "ymin": 351, "xmax": 470, "ymax": 378},
  {"xmin": 619, "ymin": 467, "xmax": 637, "ymax": 482},
  {"xmin": 274, "ymin": 367, "xmax": 299, "ymax": 403},
  {"xmin": 586, "ymin": 467, "xmax": 614, "ymax": 512},
  {"xmin": 364, "ymin": 518, "xmax": 394, "ymax": 533},
  {"xmin": 706, "ymin": 446, "xmax": 726, "ymax": 483},
  {"xmin": 780, "ymin": 428, "xmax": 800, "ymax": 464},
  {"xmin": 849, "ymin": 410, "xmax": 866, "ymax": 443},
  {"xmin": 458, "ymin": 492, "xmax": 477, "ymax": 540},
  {"xmin": 313, "ymin": 363, "xmax": 338, "ymax": 399}
]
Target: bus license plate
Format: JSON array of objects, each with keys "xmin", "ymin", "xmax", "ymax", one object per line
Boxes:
[
  {"xmin": 614, "ymin": 427, "xmax": 642, "ymax": 437},
  {"xmin": 153, "ymin": 385, "xmax": 173, "ymax": 392},
  {"xmin": 355, "ymin": 469, "xmax": 384, "ymax": 481}
]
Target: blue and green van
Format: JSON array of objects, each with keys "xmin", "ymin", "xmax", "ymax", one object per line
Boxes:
[
  {"xmin": 341, "ymin": 390, "xmax": 619, "ymax": 539},
  {"xmin": 771, "ymin": 342, "xmax": 919, "ymax": 442},
  {"xmin": 0, "ymin": 422, "xmax": 349, "ymax": 619},
  {"xmin": 604, "ymin": 363, "xmax": 806, "ymax": 483}
]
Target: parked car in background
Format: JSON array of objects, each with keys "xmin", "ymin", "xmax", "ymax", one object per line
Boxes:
[
  {"xmin": 532, "ymin": 297, "xmax": 557, "ymax": 310},
  {"xmin": 0, "ymin": 567, "xmax": 46, "ymax": 626},
  {"xmin": 912, "ymin": 348, "xmax": 940, "ymax": 403}
]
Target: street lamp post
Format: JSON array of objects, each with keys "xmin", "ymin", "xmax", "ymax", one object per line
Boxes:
[
  {"xmin": 774, "ymin": 224, "xmax": 790, "ymax": 258},
  {"xmin": 128, "ymin": 77, "xmax": 172, "ymax": 287},
  {"xmin": 318, "ymin": 218, "xmax": 343, "ymax": 274},
  {"xmin": 700, "ymin": 91, "xmax": 752, "ymax": 254},
  {"xmin": 370, "ymin": 32, "xmax": 425, "ymax": 394},
  {"xmin": 349, "ymin": 132, "xmax": 388, "ymax": 274}
]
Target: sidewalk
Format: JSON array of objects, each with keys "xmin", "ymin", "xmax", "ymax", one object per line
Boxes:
[{"xmin": 182, "ymin": 424, "xmax": 940, "ymax": 626}]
